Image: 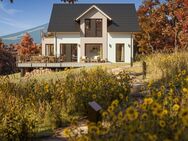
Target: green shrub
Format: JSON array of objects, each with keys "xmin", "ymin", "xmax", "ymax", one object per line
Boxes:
[
  {"xmin": 0, "ymin": 67, "xmax": 130, "ymax": 140},
  {"xmin": 72, "ymin": 70, "xmax": 188, "ymax": 141}
]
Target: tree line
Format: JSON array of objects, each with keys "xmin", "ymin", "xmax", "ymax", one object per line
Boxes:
[{"xmin": 135, "ymin": 0, "xmax": 188, "ymax": 53}]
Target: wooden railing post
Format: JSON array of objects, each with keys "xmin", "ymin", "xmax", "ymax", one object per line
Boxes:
[
  {"xmin": 143, "ymin": 61, "xmax": 147, "ymax": 79},
  {"xmin": 20, "ymin": 68, "xmax": 25, "ymax": 77}
]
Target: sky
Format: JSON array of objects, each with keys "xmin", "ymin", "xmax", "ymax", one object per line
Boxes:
[{"xmin": 0, "ymin": 0, "xmax": 141, "ymax": 36}]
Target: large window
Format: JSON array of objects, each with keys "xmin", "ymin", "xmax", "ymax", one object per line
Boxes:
[
  {"xmin": 60, "ymin": 44, "xmax": 77, "ymax": 62},
  {"xmin": 45, "ymin": 44, "xmax": 54, "ymax": 56},
  {"xmin": 85, "ymin": 44, "xmax": 103, "ymax": 58},
  {"xmin": 85, "ymin": 19, "xmax": 102, "ymax": 37},
  {"xmin": 116, "ymin": 44, "xmax": 125, "ymax": 62}
]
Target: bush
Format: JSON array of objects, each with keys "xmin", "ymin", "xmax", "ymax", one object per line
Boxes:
[
  {"xmin": 0, "ymin": 67, "xmax": 130, "ymax": 140},
  {"xmin": 143, "ymin": 51, "xmax": 188, "ymax": 81},
  {"xmin": 0, "ymin": 48, "xmax": 16, "ymax": 75},
  {"xmin": 73, "ymin": 70, "xmax": 188, "ymax": 141}
]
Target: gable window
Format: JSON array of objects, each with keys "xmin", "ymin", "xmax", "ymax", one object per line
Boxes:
[{"xmin": 85, "ymin": 19, "xmax": 102, "ymax": 37}]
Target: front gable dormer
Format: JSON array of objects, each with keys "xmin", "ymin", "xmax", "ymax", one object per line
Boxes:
[{"xmin": 78, "ymin": 5, "xmax": 111, "ymax": 38}]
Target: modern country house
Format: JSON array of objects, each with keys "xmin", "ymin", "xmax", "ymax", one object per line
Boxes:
[{"xmin": 42, "ymin": 4, "xmax": 139, "ymax": 63}]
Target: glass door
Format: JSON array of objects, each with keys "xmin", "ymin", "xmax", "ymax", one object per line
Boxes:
[{"xmin": 116, "ymin": 44, "xmax": 125, "ymax": 62}]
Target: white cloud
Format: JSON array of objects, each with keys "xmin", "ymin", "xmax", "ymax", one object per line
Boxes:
[
  {"xmin": 0, "ymin": 2, "xmax": 22, "ymax": 15},
  {"xmin": 0, "ymin": 15, "xmax": 32, "ymax": 29}
]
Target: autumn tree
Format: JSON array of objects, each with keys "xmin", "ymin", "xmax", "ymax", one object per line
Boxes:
[
  {"xmin": 17, "ymin": 33, "xmax": 39, "ymax": 55},
  {"xmin": 135, "ymin": 0, "xmax": 188, "ymax": 54}
]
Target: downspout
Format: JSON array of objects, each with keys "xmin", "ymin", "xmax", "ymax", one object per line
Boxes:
[
  {"xmin": 130, "ymin": 33, "xmax": 133, "ymax": 67},
  {"xmin": 55, "ymin": 32, "xmax": 58, "ymax": 61}
]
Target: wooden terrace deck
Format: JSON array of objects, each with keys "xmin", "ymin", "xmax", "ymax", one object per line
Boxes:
[{"xmin": 17, "ymin": 62, "xmax": 112, "ymax": 68}]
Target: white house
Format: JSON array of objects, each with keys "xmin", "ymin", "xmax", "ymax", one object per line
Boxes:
[{"xmin": 42, "ymin": 4, "xmax": 139, "ymax": 63}]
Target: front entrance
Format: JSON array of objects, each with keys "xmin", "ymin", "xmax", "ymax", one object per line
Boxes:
[
  {"xmin": 85, "ymin": 44, "xmax": 103, "ymax": 58},
  {"xmin": 116, "ymin": 44, "xmax": 125, "ymax": 62},
  {"xmin": 60, "ymin": 44, "xmax": 77, "ymax": 62}
]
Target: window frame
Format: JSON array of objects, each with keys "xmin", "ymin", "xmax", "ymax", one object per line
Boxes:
[{"xmin": 85, "ymin": 19, "xmax": 102, "ymax": 37}]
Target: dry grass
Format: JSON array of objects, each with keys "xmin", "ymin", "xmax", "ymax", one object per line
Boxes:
[{"xmin": 144, "ymin": 51, "xmax": 188, "ymax": 81}]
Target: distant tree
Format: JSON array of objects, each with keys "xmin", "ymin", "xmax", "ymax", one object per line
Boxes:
[
  {"xmin": 0, "ymin": 38, "xmax": 4, "ymax": 49},
  {"xmin": 62, "ymin": 0, "xmax": 78, "ymax": 4},
  {"xmin": 0, "ymin": 48, "xmax": 16, "ymax": 75}
]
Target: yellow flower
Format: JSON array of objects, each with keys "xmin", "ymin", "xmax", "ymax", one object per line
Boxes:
[
  {"xmin": 144, "ymin": 98, "xmax": 153, "ymax": 105},
  {"xmin": 182, "ymin": 70, "xmax": 186, "ymax": 75},
  {"xmin": 157, "ymin": 91, "xmax": 162, "ymax": 97},
  {"xmin": 186, "ymin": 76, "xmax": 188, "ymax": 82},
  {"xmin": 161, "ymin": 109, "xmax": 168, "ymax": 117},
  {"xmin": 45, "ymin": 84, "xmax": 49, "ymax": 92},
  {"xmin": 179, "ymin": 108, "xmax": 188, "ymax": 118},
  {"xmin": 92, "ymin": 94, "xmax": 96, "ymax": 100},
  {"xmin": 119, "ymin": 93, "xmax": 124, "ymax": 99},
  {"xmin": 172, "ymin": 104, "xmax": 180, "ymax": 111},
  {"xmin": 161, "ymin": 86, "xmax": 165, "ymax": 91},
  {"xmin": 173, "ymin": 98, "xmax": 179, "ymax": 104},
  {"xmin": 88, "ymin": 125, "xmax": 100, "ymax": 135},
  {"xmin": 141, "ymin": 113, "xmax": 148, "ymax": 120},
  {"xmin": 125, "ymin": 107, "xmax": 138, "ymax": 121},
  {"xmin": 77, "ymin": 136, "xmax": 89, "ymax": 141},
  {"xmin": 107, "ymin": 106, "xmax": 115, "ymax": 113},
  {"xmin": 111, "ymin": 99, "xmax": 119, "ymax": 108},
  {"xmin": 151, "ymin": 102, "xmax": 161, "ymax": 111},
  {"xmin": 179, "ymin": 108, "xmax": 188, "ymax": 126},
  {"xmin": 148, "ymin": 134, "xmax": 157, "ymax": 141},
  {"xmin": 159, "ymin": 120, "xmax": 166, "ymax": 128},
  {"xmin": 63, "ymin": 128, "xmax": 71, "ymax": 137},
  {"xmin": 118, "ymin": 111, "xmax": 123, "ymax": 120},
  {"xmin": 102, "ymin": 112, "xmax": 108, "ymax": 118},
  {"xmin": 182, "ymin": 88, "xmax": 188, "ymax": 94}
]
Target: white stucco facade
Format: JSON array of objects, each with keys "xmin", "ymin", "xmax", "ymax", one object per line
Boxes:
[
  {"xmin": 42, "ymin": 32, "xmax": 133, "ymax": 63},
  {"xmin": 107, "ymin": 32, "xmax": 133, "ymax": 63}
]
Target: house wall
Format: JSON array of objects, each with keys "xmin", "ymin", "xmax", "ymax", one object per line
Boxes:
[
  {"xmin": 42, "ymin": 33, "xmax": 81, "ymax": 62},
  {"xmin": 80, "ymin": 8, "xmax": 108, "ymax": 59},
  {"xmin": 108, "ymin": 32, "xmax": 133, "ymax": 63},
  {"xmin": 56, "ymin": 33, "xmax": 80, "ymax": 62},
  {"xmin": 42, "ymin": 37, "xmax": 54, "ymax": 56}
]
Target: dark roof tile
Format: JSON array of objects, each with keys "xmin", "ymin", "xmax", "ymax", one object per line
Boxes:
[{"xmin": 48, "ymin": 4, "xmax": 140, "ymax": 32}]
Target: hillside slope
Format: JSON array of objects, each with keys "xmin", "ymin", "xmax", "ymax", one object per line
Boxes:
[{"xmin": 1, "ymin": 23, "xmax": 48, "ymax": 45}]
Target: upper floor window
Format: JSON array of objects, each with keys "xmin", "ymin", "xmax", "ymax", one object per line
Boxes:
[{"xmin": 85, "ymin": 19, "xmax": 102, "ymax": 37}]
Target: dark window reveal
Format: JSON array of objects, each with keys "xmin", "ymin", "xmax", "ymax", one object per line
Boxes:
[{"xmin": 85, "ymin": 19, "xmax": 102, "ymax": 37}]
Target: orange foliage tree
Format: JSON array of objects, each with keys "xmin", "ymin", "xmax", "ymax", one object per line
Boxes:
[
  {"xmin": 17, "ymin": 33, "xmax": 39, "ymax": 56},
  {"xmin": 135, "ymin": 0, "xmax": 188, "ymax": 54}
]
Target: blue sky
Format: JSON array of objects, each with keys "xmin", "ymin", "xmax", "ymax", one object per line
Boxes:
[{"xmin": 0, "ymin": 0, "xmax": 141, "ymax": 36}]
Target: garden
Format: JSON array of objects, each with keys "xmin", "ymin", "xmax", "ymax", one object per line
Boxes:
[{"xmin": 0, "ymin": 51, "xmax": 187, "ymax": 141}]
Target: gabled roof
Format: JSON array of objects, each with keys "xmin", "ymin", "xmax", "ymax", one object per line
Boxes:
[
  {"xmin": 48, "ymin": 4, "xmax": 140, "ymax": 33},
  {"xmin": 76, "ymin": 5, "xmax": 112, "ymax": 21}
]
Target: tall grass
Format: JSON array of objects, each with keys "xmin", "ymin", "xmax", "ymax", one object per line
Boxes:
[
  {"xmin": 0, "ymin": 67, "xmax": 130, "ymax": 140},
  {"xmin": 144, "ymin": 51, "xmax": 188, "ymax": 81}
]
